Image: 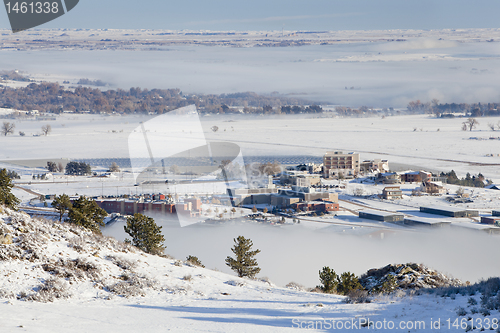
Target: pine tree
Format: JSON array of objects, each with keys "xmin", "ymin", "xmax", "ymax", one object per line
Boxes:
[
  {"xmin": 65, "ymin": 161, "xmax": 92, "ymax": 176},
  {"xmin": 225, "ymin": 236, "xmax": 261, "ymax": 278},
  {"xmin": 186, "ymin": 255, "xmax": 205, "ymax": 268},
  {"xmin": 318, "ymin": 266, "xmax": 339, "ymax": 293},
  {"xmin": 46, "ymin": 161, "xmax": 58, "ymax": 172},
  {"xmin": 337, "ymin": 271, "xmax": 364, "ymax": 295},
  {"xmin": 67, "ymin": 196, "xmax": 107, "ymax": 234},
  {"xmin": 378, "ymin": 274, "xmax": 397, "ymax": 294},
  {"xmin": 124, "ymin": 213, "xmax": 165, "ymax": 255},
  {"xmin": 0, "ymin": 168, "xmax": 20, "ymax": 210},
  {"xmin": 51, "ymin": 194, "xmax": 72, "ymax": 223}
]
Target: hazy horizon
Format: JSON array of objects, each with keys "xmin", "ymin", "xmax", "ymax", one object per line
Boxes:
[{"xmin": 2, "ymin": 0, "xmax": 500, "ymax": 31}]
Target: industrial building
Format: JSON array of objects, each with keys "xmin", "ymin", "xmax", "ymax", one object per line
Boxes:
[
  {"xmin": 279, "ymin": 170, "xmax": 320, "ymax": 186},
  {"xmin": 481, "ymin": 216, "xmax": 500, "ymax": 225},
  {"xmin": 291, "ymin": 200, "xmax": 339, "ymax": 213},
  {"xmin": 420, "ymin": 206, "xmax": 479, "ymax": 218},
  {"xmin": 95, "ymin": 197, "xmax": 201, "ymax": 216},
  {"xmin": 451, "ymin": 222, "xmax": 500, "ymax": 234},
  {"xmin": 227, "ymin": 187, "xmax": 279, "ymax": 206},
  {"xmin": 358, "ymin": 209, "xmax": 404, "ymax": 222},
  {"xmin": 403, "ymin": 217, "xmax": 451, "ymax": 228}
]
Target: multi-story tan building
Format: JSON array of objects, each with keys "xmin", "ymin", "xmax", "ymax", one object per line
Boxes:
[{"xmin": 323, "ymin": 151, "xmax": 360, "ymax": 178}]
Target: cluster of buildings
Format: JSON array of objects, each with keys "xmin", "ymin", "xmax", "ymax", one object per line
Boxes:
[
  {"xmin": 357, "ymin": 207, "xmax": 500, "ymax": 233},
  {"xmin": 63, "ymin": 149, "xmax": 499, "ymax": 229},
  {"xmin": 93, "ymin": 194, "xmax": 202, "ymax": 217},
  {"xmin": 225, "ymin": 174, "xmax": 340, "ymax": 214}
]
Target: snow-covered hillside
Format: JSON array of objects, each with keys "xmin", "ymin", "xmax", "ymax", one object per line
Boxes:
[{"xmin": 1, "ymin": 206, "xmax": 499, "ymax": 332}]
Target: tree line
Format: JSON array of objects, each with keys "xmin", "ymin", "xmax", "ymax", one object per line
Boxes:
[
  {"xmin": 0, "ymin": 82, "xmax": 318, "ymax": 115},
  {"xmin": 407, "ymin": 99, "xmax": 500, "ymax": 117},
  {"xmin": 440, "ymin": 170, "xmax": 488, "ymax": 188}
]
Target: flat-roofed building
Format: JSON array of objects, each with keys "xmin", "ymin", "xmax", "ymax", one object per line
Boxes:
[
  {"xmin": 292, "ymin": 200, "xmax": 339, "ymax": 213},
  {"xmin": 323, "ymin": 151, "xmax": 360, "ymax": 178},
  {"xmin": 451, "ymin": 222, "xmax": 500, "ymax": 234},
  {"xmin": 95, "ymin": 199, "xmax": 177, "ymax": 215},
  {"xmin": 227, "ymin": 188, "xmax": 278, "ymax": 206},
  {"xmin": 481, "ymin": 216, "xmax": 500, "ymax": 225},
  {"xmin": 270, "ymin": 195, "xmax": 301, "ymax": 208},
  {"xmin": 280, "ymin": 170, "xmax": 320, "ymax": 186},
  {"xmin": 358, "ymin": 209, "xmax": 404, "ymax": 222},
  {"xmin": 403, "ymin": 217, "xmax": 451, "ymax": 228},
  {"xmin": 420, "ymin": 206, "xmax": 479, "ymax": 218}
]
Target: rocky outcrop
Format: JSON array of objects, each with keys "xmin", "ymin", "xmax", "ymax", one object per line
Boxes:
[{"xmin": 360, "ymin": 263, "xmax": 464, "ymax": 293}]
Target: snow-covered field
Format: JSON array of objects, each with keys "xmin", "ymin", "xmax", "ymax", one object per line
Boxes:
[{"xmin": 2, "ymin": 113, "xmax": 500, "ymax": 180}]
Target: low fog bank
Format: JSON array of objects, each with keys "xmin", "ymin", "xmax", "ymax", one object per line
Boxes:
[
  {"xmin": 103, "ymin": 216, "xmax": 500, "ymax": 288},
  {"xmin": 3, "ymin": 42, "xmax": 500, "ymax": 107}
]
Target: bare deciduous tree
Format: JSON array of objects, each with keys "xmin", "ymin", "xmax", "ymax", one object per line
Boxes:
[
  {"xmin": 353, "ymin": 187, "xmax": 365, "ymax": 196},
  {"xmin": 109, "ymin": 162, "xmax": 120, "ymax": 172},
  {"xmin": 463, "ymin": 118, "xmax": 479, "ymax": 131},
  {"xmin": 169, "ymin": 164, "xmax": 180, "ymax": 174},
  {"xmin": 41, "ymin": 124, "xmax": 52, "ymax": 136},
  {"xmin": 1, "ymin": 122, "xmax": 15, "ymax": 136},
  {"xmin": 488, "ymin": 122, "xmax": 496, "ymax": 131}
]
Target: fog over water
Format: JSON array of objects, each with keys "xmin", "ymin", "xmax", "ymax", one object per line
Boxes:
[
  {"xmin": 103, "ymin": 216, "xmax": 500, "ymax": 288},
  {"xmin": 2, "ymin": 40, "xmax": 500, "ymax": 107}
]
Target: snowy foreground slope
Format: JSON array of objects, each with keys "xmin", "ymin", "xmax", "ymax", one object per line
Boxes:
[{"xmin": 0, "ymin": 207, "xmax": 498, "ymax": 332}]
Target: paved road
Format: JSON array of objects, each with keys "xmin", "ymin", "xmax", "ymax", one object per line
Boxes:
[{"xmin": 75, "ymin": 156, "xmax": 323, "ymax": 168}]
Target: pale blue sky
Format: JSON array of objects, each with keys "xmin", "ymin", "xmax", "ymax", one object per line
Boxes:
[{"xmin": 1, "ymin": 0, "xmax": 500, "ymax": 31}]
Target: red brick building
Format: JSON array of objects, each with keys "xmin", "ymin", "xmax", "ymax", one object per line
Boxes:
[{"xmin": 292, "ymin": 201, "xmax": 339, "ymax": 213}]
